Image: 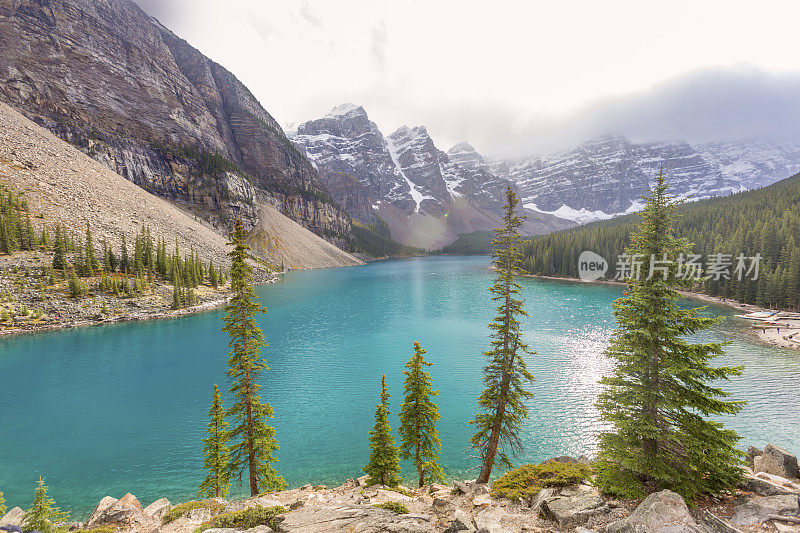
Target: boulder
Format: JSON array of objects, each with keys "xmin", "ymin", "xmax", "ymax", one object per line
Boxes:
[
  {"xmin": 355, "ymin": 475, "xmax": 370, "ymax": 487},
  {"xmin": 696, "ymin": 509, "xmax": 745, "ymax": 533},
  {"xmin": 444, "ymin": 509, "xmax": 475, "ymax": 532},
  {"xmin": 747, "ymin": 446, "xmax": 764, "ymax": 468},
  {"xmin": 740, "ymin": 474, "xmax": 797, "ymax": 496},
  {"xmin": 273, "ymin": 503, "xmax": 436, "ymax": 532},
  {"xmin": 370, "ymin": 489, "xmax": 413, "ymax": 505},
  {"xmin": 87, "ymin": 493, "xmax": 149, "ymax": 529},
  {"xmin": 730, "ymin": 494, "xmax": 800, "ymax": 527},
  {"xmin": 0, "ymin": 507, "xmax": 25, "ymax": 527},
  {"xmin": 143, "ymin": 497, "xmax": 171, "ymax": 519},
  {"xmin": 540, "ymin": 491, "xmax": 609, "ymax": 527},
  {"xmin": 472, "ymin": 494, "xmax": 493, "ymax": 509},
  {"xmin": 528, "ymin": 487, "xmax": 557, "ymax": 511},
  {"xmin": 86, "ymin": 496, "xmax": 118, "ymax": 527},
  {"xmin": 754, "ymin": 444, "xmax": 800, "ymax": 480},
  {"xmin": 606, "ymin": 490, "xmax": 704, "ymax": 533},
  {"xmin": 452, "ymin": 481, "xmax": 471, "ymax": 495}
]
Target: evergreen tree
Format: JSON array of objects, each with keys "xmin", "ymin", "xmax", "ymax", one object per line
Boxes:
[
  {"xmin": 398, "ymin": 342, "xmax": 445, "ymax": 487},
  {"xmin": 595, "ymin": 168, "xmax": 744, "ymax": 501},
  {"xmin": 223, "ymin": 219, "xmax": 286, "ymax": 496},
  {"xmin": 40, "ymin": 225, "xmax": 50, "ymax": 249},
  {"xmin": 22, "ymin": 477, "xmax": 69, "ymax": 533},
  {"xmin": 209, "ymin": 259, "xmax": 218, "ymax": 289},
  {"xmin": 52, "ymin": 224, "xmax": 67, "ymax": 270},
  {"xmin": 84, "ymin": 221, "xmax": 98, "ymax": 274},
  {"xmin": 0, "ymin": 215, "xmax": 10, "ymax": 255},
  {"xmin": 199, "ymin": 384, "xmax": 232, "ymax": 498},
  {"xmin": 469, "ymin": 186, "xmax": 535, "ymax": 483},
  {"xmin": 364, "ymin": 374, "xmax": 402, "ymax": 487},
  {"xmin": 172, "ymin": 274, "xmax": 183, "ymax": 310},
  {"xmin": 120, "ymin": 232, "xmax": 130, "ymax": 274}
]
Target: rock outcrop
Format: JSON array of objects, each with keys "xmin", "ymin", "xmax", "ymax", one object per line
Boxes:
[
  {"xmin": 753, "ymin": 444, "xmax": 800, "ymax": 480},
  {"xmin": 606, "ymin": 490, "xmax": 704, "ymax": 533},
  {"xmin": 0, "ymin": 0, "xmax": 352, "ymax": 245}
]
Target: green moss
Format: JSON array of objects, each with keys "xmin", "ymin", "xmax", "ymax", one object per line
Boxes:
[
  {"xmin": 194, "ymin": 505, "xmax": 287, "ymax": 533},
  {"xmin": 492, "ymin": 460, "xmax": 593, "ymax": 501},
  {"xmin": 373, "ymin": 502, "xmax": 409, "ymax": 514},
  {"xmin": 162, "ymin": 500, "xmax": 225, "ymax": 524}
]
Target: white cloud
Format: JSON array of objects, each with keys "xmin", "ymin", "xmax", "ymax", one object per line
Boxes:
[{"xmin": 134, "ymin": 0, "xmax": 800, "ymax": 156}]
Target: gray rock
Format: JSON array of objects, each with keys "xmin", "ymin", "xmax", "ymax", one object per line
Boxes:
[
  {"xmin": 273, "ymin": 504, "xmax": 436, "ymax": 532},
  {"xmin": 86, "ymin": 496, "xmax": 118, "ymax": 527},
  {"xmin": 754, "ymin": 444, "xmax": 800, "ymax": 479},
  {"xmin": 606, "ymin": 490, "xmax": 704, "ymax": 533},
  {"xmin": 747, "ymin": 446, "xmax": 764, "ymax": 468},
  {"xmin": 444, "ymin": 508, "xmax": 476, "ymax": 532},
  {"xmin": 740, "ymin": 474, "xmax": 797, "ymax": 496},
  {"xmin": 143, "ymin": 497, "xmax": 171, "ymax": 519},
  {"xmin": 540, "ymin": 492, "xmax": 609, "ymax": 527},
  {"xmin": 452, "ymin": 481, "xmax": 471, "ymax": 495},
  {"xmin": 696, "ymin": 509, "xmax": 744, "ymax": 533},
  {"xmin": 201, "ymin": 529, "xmax": 238, "ymax": 533},
  {"xmin": 730, "ymin": 494, "xmax": 800, "ymax": 526},
  {"xmin": 0, "ymin": 507, "xmax": 26, "ymax": 527},
  {"xmin": 528, "ymin": 487, "xmax": 556, "ymax": 511}
]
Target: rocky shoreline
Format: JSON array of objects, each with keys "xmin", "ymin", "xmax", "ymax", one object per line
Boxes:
[
  {"xmin": 0, "ymin": 251, "xmax": 280, "ymax": 338},
  {"xmin": 1, "ymin": 446, "xmax": 798, "ymax": 533}
]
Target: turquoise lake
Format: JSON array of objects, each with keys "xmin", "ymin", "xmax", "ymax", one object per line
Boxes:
[{"xmin": 1, "ymin": 255, "xmax": 799, "ymax": 516}]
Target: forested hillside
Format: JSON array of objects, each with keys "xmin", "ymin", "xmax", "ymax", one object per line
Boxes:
[{"xmin": 521, "ymin": 172, "xmax": 800, "ymax": 310}]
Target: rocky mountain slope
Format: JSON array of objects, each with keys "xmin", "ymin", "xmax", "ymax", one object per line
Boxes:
[
  {"xmin": 0, "ymin": 0, "xmax": 352, "ymax": 246},
  {"xmin": 290, "ymin": 105, "xmax": 572, "ymax": 249},
  {"xmin": 498, "ymin": 135, "xmax": 800, "ymax": 223},
  {"xmin": 0, "ymin": 101, "xmax": 359, "ymax": 270}
]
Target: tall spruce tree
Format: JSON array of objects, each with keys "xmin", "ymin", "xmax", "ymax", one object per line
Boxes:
[
  {"xmin": 364, "ymin": 374, "xmax": 402, "ymax": 487},
  {"xmin": 84, "ymin": 221, "xmax": 98, "ymax": 274},
  {"xmin": 22, "ymin": 477, "xmax": 69, "ymax": 533},
  {"xmin": 398, "ymin": 342, "xmax": 445, "ymax": 487},
  {"xmin": 52, "ymin": 223, "xmax": 67, "ymax": 270},
  {"xmin": 595, "ymin": 168, "xmax": 744, "ymax": 501},
  {"xmin": 223, "ymin": 219, "xmax": 285, "ymax": 496},
  {"xmin": 469, "ymin": 186, "xmax": 535, "ymax": 484},
  {"xmin": 199, "ymin": 384, "xmax": 232, "ymax": 498}
]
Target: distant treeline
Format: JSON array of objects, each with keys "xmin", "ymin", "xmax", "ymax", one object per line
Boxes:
[
  {"xmin": 349, "ymin": 218, "xmax": 425, "ymax": 257},
  {"xmin": 521, "ymin": 172, "xmax": 800, "ymax": 310}
]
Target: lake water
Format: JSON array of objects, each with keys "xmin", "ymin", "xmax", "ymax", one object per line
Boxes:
[{"xmin": 1, "ymin": 256, "xmax": 798, "ymax": 516}]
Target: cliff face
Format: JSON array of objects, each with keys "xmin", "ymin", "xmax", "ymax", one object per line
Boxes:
[{"xmin": 0, "ymin": 0, "xmax": 351, "ymax": 243}]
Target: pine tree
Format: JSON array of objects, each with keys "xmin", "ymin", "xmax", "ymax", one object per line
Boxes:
[
  {"xmin": 209, "ymin": 259, "xmax": 218, "ymax": 289},
  {"xmin": 364, "ymin": 374, "xmax": 402, "ymax": 487},
  {"xmin": 469, "ymin": 186, "xmax": 535, "ymax": 484},
  {"xmin": 52, "ymin": 224, "xmax": 67, "ymax": 270},
  {"xmin": 199, "ymin": 384, "xmax": 232, "ymax": 498},
  {"xmin": 595, "ymin": 168, "xmax": 744, "ymax": 501},
  {"xmin": 0, "ymin": 215, "xmax": 10, "ymax": 255},
  {"xmin": 223, "ymin": 219, "xmax": 286, "ymax": 496},
  {"xmin": 398, "ymin": 342, "xmax": 445, "ymax": 487},
  {"xmin": 84, "ymin": 221, "xmax": 98, "ymax": 274},
  {"xmin": 172, "ymin": 274, "xmax": 183, "ymax": 310},
  {"xmin": 22, "ymin": 477, "xmax": 69, "ymax": 533},
  {"xmin": 120, "ymin": 232, "xmax": 130, "ymax": 274}
]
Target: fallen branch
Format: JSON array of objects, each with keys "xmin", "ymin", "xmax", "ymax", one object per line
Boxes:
[{"xmin": 759, "ymin": 514, "xmax": 800, "ymax": 525}]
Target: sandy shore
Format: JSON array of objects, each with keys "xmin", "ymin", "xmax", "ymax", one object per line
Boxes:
[{"xmin": 523, "ymin": 273, "xmax": 800, "ymax": 351}]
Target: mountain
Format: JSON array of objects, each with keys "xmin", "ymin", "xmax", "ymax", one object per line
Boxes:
[
  {"xmin": 499, "ymin": 135, "xmax": 800, "ymax": 223},
  {"xmin": 0, "ymin": 0, "xmax": 355, "ymax": 256},
  {"xmin": 0, "ymin": 101, "xmax": 359, "ymax": 269},
  {"xmin": 290, "ymin": 104, "xmax": 572, "ymax": 248},
  {"xmin": 520, "ymin": 168, "xmax": 800, "ymax": 310}
]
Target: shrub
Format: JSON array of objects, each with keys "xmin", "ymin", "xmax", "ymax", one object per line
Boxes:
[
  {"xmin": 194, "ymin": 505, "xmax": 287, "ymax": 533},
  {"xmin": 162, "ymin": 500, "xmax": 225, "ymax": 524},
  {"xmin": 492, "ymin": 460, "xmax": 593, "ymax": 501},
  {"xmin": 373, "ymin": 502, "xmax": 409, "ymax": 514}
]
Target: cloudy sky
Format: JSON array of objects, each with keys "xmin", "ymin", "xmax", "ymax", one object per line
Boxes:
[{"xmin": 134, "ymin": 0, "xmax": 800, "ymax": 157}]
